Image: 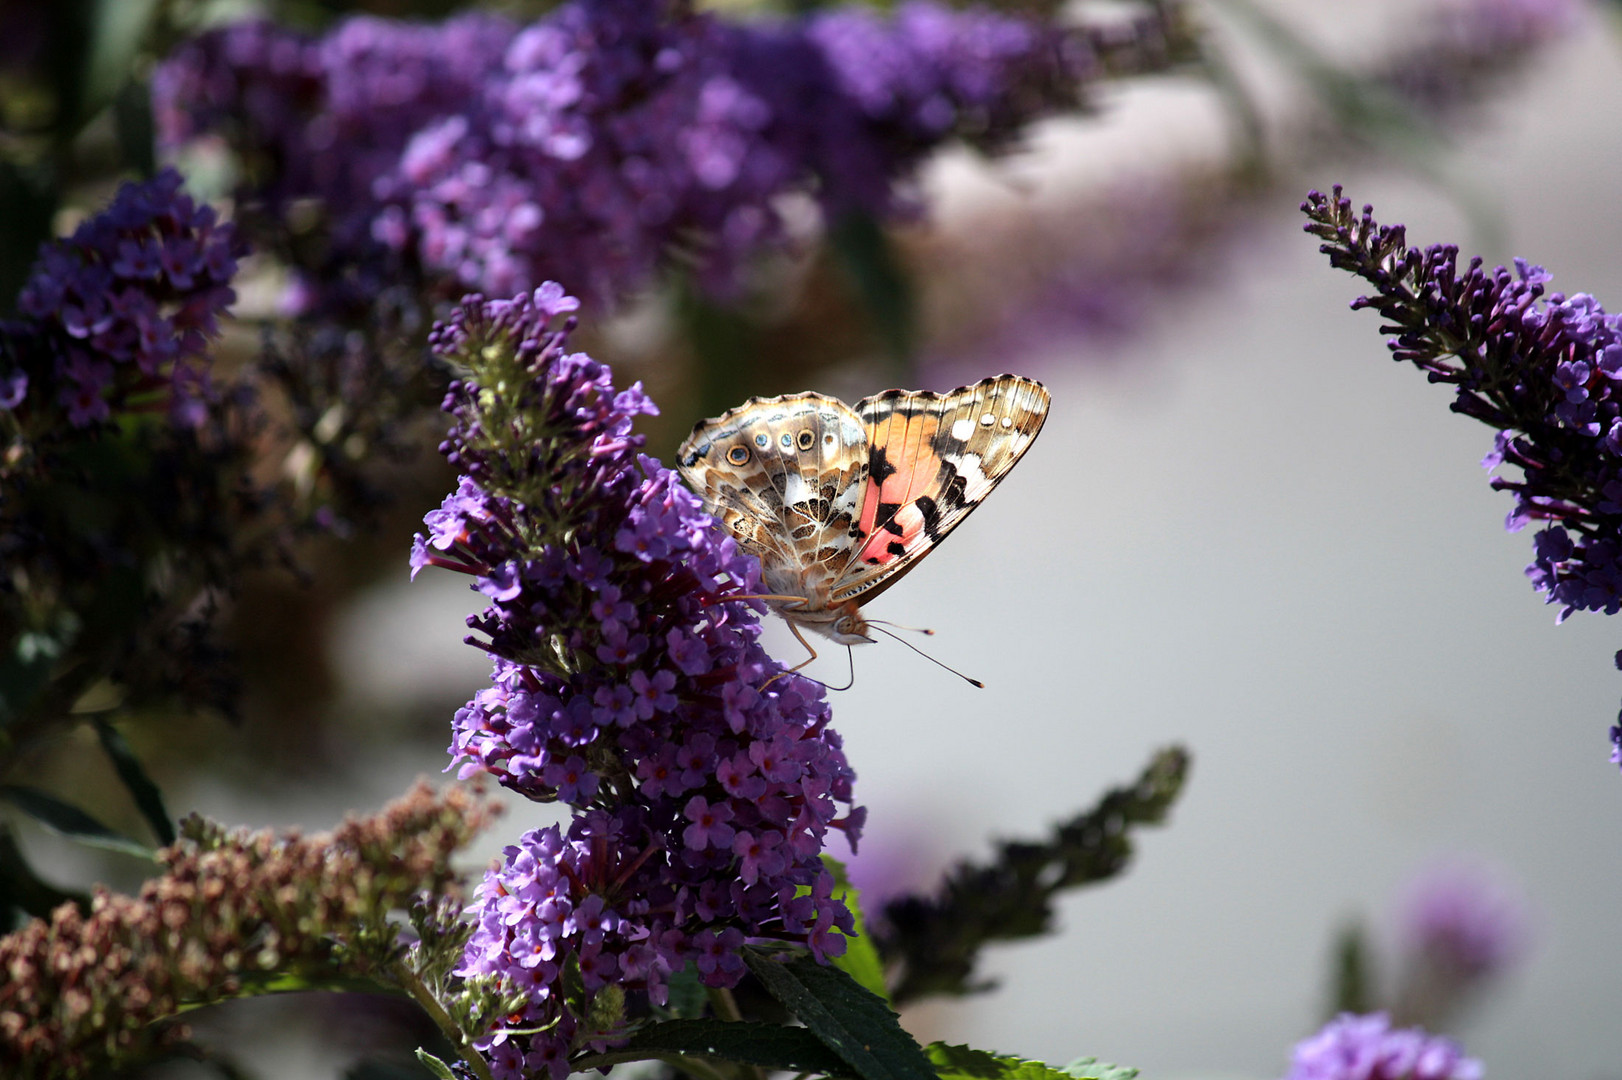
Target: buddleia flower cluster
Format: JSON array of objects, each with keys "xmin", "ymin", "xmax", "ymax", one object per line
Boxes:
[
  {"xmin": 1304, "ymin": 187, "xmax": 1622, "ymax": 765},
  {"xmin": 1283, "ymin": 1013, "xmax": 1482, "ymax": 1080},
  {"xmin": 0, "ymin": 170, "xmax": 259, "ymax": 732},
  {"xmin": 412, "ymin": 284, "xmax": 863, "ymax": 1076},
  {"xmin": 0, "ymin": 168, "xmax": 245, "ymax": 431},
  {"xmin": 0, "ymin": 783, "xmax": 498, "ymax": 1080},
  {"xmin": 153, "ymin": 0, "xmax": 1094, "ymax": 310}
]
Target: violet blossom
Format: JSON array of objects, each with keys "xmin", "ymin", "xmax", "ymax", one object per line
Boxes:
[
  {"xmin": 412, "ymin": 284, "xmax": 862, "ymax": 1076},
  {"xmin": 1382, "ymin": 859, "xmax": 1529, "ymax": 1031},
  {"xmin": 1, "ymin": 169, "xmax": 245, "ymax": 429},
  {"xmin": 1283, "ymin": 1013, "xmax": 1482, "ymax": 1080},
  {"xmin": 1305, "ymin": 187, "xmax": 1622, "ymax": 766},
  {"xmin": 154, "ymin": 0, "xmax": 1085, "ymax": 311}
]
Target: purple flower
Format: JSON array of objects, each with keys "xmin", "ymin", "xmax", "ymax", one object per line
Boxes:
[
  {"xmin": 1306, "ymin": 188, "xmax": 1622, "ymax": 762},
  {"xmin": 1306, "ymin": 190, "xmax": 1622, "ymax": 621},
  {"xmin": 418, "ymin": 283, "xmax": 861, "ymax": 1073},
  {"xmin": 1400, "ymin": 861, "xmax": 1527, "ymax": 980},
  {"xmin": 2, "ymin": 169, "xmax": 245, "ymax": 430},
  {"xmin": 0, "ymin": 368, "xmax": 27, "ymax": 409},
  {"xmin": 155, "ymin": 1, "xmax": 1084, "ymax": 310},
  {"xmin": 1388, "ymin": 861, "xmax": 1529, "ymax": 1030},
  {"xmin": 1284, "ymin": 1013, "xmax": 1482, "ymax": 1080}
]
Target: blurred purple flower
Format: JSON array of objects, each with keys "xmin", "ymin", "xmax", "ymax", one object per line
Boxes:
[
  {"xmin": 1284, "ymin": 1013, "xmax": 1482, "ymax": 1080},
  {"xmin": 1384, "ymin": 0, "xmax": 1574, "ymax": 110},
  {"xmin": 415, "ymin": 284, "xmax": 861, "ymax": 1075},
  {"xmin": 1400, "ymin": 861, "xmax": 1527, "ymax": 980},
  {"xmin": 1387, "ymin": 860, "xmax": 1529, "ymax": 1030},
  {"xmin": 154, "ymin": 0, "xmax": 1082, "ymax": 310},
  {"xmin": 2, "ymin": 169, "xmax": 245, "ymax": 429}
]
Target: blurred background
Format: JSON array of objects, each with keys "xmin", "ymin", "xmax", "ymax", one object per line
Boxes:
[{"xmin": 5, "ymin": 0, "xmax": 1621, "ymax": 1077}]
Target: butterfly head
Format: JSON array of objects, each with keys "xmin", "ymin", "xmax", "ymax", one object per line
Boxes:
[{"xmin": 826, "ymin": 601, "xmax": 874, "ymax": 646}]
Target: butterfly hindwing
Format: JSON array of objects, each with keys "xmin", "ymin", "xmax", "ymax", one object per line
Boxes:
[
  {"xmin": 833, "ymin": 374, "xmax": 1049, "ymax": 605},
  {"xmin": 676, "ymin": 393, "xmax": 869, "ymax": 603}
]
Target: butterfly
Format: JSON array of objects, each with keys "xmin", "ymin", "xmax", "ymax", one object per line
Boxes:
[{"xmin": 676, "ymin": 374, "xmax": 1049, "ymax": 674}]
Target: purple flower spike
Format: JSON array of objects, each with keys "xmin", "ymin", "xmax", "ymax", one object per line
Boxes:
[
  {"xmin": 1306, "ymin": 186, "xmax": 1622, "ymax": 763},
  {"xmin": 2, "ymin": 169, "xmax": 245, "ymax": 429},
  {"xmin": 418, "ymin": 283, "xmax": 861, "ymax": 1071}
]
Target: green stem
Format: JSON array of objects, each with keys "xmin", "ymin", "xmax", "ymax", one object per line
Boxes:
[
  {"xmin": 393, "ymin": 961, "xmax": 496, "ymax": 1080},
  {"xmin": 706, "ymin": 985, "xmax": 743, "ymax": 1022}
]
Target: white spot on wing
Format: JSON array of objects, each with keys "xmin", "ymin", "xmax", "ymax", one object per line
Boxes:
[
  {"xmin": 951, "ymin": 418, "xmax": 974, "ymax": 441},
  {"xmin": 783, "ymin": 473, "xmax": 811, "ymax": 506},
  {"xmin": 957, "ymin": 452, "xmax": 991, "ymax": 499}
]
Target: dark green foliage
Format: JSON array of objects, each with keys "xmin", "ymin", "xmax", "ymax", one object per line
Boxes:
[
  {"xmin": 744, "ymin": 949, "xmax": 939, "ymax": 1080},
  {"xmin": 876, "ymin": 746, "xmax": 1190, "ymax": 1004}
]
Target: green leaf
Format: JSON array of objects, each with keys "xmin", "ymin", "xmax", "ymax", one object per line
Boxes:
[
  {"xmin": 661, "ymin": 960, "xmax": 709, "ymax": 1019},
  {"xmin": 1060, "ymin": 1058, "xmax": 1139, "ymax": 1080},
  {"xmin": 173, "ymin": 971, "xmax": 399, "ymax": 1012},
  {"xmin": 0, "ymin": 784, "xmax": 155, "ymax": 860},
  {"xmin": 742, "ymin": 949, "xmax": 936, "ymax": 1080},
  {"xmin": 414, "ymin": 1049, "xmax": 457, "ymax": 1080},
  {"xmin": 93, "ymin": 718, "xmax": 176, "ymax": 845},
  {"xmin": 823, "ymin": 854, "xmax": 890, "ymax": 1000},
  {"xmin": 625, "ymin": 1019, "xmax": 850, "ymax": 1075},
  {"xmin": 924, "ymin": 1044, "xmax": 1138, "ymax": 1080}
]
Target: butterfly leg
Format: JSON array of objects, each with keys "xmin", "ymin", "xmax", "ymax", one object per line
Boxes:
[{"xmin": 761, "ymin": 620, "xmax": 820, "ymax": 691}]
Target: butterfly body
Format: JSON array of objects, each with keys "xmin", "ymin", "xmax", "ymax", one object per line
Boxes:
[{"xmin": 677, "ymin": 374, "xmax": 1049, "ymax": 659}]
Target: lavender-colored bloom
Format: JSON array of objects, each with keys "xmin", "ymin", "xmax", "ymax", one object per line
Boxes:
[
  {"xmin": 1, "ymin": 169, "xmax": 245, "ymax": 429},
  {"xmin": 1389, "ymin": 861, "xmax": 1528, "ymax": 1030},
  {"xmin": 1284, "ymin": 1013, "xmax": 1482, "ymax": 1080},
  {"xmin": 1304, "ymin": 189, "xmax": 1622, "ymax": 622},
  {"xmin": 154, "ymin": 0, "xmax": 1083, "ymax": 310},
  {"xmin": 1305, "ymin": 188, "xmax": 1622, "ymax": 762},
  {"xmin": 414, "ymin": 284, "xmax": 861, "ymax": 1074},
  {"xmin": 1383, "ymin": 0, "xmax": 1574, "ymax": 112},
  {"xmin": 1399, "ymin": 861, "xmax": 1527, "ymax": 980}
]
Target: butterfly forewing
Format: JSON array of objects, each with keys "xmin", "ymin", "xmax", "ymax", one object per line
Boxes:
[
  {"xmin": 676, "ymin": 393, "xmax": 870, "ymax": 605},
  {"xmin": 833, "ymin": 374, "xmax": 1049, "ymax": 605}
]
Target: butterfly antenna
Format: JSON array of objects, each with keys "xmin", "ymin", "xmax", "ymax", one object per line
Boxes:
[
  {"xmin": 866, "ymin": 618, "xmax": 935, "ymax": 636},
  {"xmin": 869, "ymin": 625, "xmax": 984, "ymax": 688}
]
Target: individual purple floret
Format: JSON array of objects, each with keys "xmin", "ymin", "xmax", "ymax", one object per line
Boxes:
[
  {"xmin": 1, "ymin": 169, "xmax": 245, "ymax": 428},
  {"xmin": 154, "ymin": 0, "xmax": 1083, "ymax": 309},
  {"xmin": 1283, "ymin": 1013, "xmax": 1483, "ymax": 1080},
  {"xmin": 413, "ymin": 284, "xmax": 861, "ymax": 1074}
]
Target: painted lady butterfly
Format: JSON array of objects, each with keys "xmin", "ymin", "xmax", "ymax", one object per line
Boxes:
[{"xmin": 677, "ymin": 374, "xmax": 1049, "ymax": 672}]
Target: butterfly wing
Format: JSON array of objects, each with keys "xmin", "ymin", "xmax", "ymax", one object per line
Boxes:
[
  {"xmin": 677, "ymin": 393, "xmax": 870, "ymax": 608},
  {"xmin": 831, "ymin": 374, "xmax": 1049, "ymax": 606}
]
